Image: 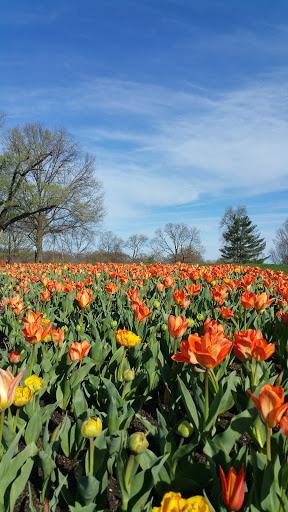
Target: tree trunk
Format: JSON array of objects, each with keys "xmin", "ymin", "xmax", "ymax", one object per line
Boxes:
[{"xmin": 36, "ymin": 213, "xmax": 43, "ymax": 263}]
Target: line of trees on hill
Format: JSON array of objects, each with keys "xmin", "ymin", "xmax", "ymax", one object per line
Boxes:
[{"xmin": 0, "ymin": 116, "xmax": 287, "ymax": 265}]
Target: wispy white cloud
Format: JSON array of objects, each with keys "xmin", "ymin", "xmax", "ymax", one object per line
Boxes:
[{"xmin": 1, "ymin": 70, "xmax": 288, "ymax": 259}]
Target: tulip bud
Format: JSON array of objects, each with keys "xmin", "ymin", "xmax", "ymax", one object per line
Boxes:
[
  {"xmin": 276, "ymin": 370, "xmax": 285, "ymax": 387},
  {"xmin": 153, "ymin": 300, "xmax": 160, "ymax": 308},
  {"xmin": 177, "ymin": 420, "xmax": 193, "ymax": 438},
  {"xmin": 110, "ymin": 320, "xmax": 118, "ymax": 329},
  {"xmin": 197, "ymin": 313, "xmax": 204, "ymax": 321},
  {"xmin": 128, "ymin": 432, "xmax": 149, "ymax": 454},
  {"xmin": 211, "ymin": 280, "xmax": 216, "ymax": 286},
  {"xmin": 161, "ymin": 324, "xmax": 167, "ymax": 331},
  {"xmin": 187, "ymin": 318, "xmax": 195, "ymax": 328},
  {"xmin": 81, "ymin": 417, "xmax": 103, "ymax": 438},
  {"xmin": 10, "ymin": 351, "xmax": 21, "ymax": 364},
  {"xmin": 123, "ymin": 368, "xmax": 135, "ymax": 382}
]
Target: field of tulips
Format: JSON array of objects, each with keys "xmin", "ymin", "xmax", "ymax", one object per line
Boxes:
[{"xmin": 0, "ymin": 261, "xmax": 288, "ymax": 512}]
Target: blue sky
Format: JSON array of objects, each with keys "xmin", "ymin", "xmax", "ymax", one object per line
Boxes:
[{"xmin": 1, "ymin": 0, "xmax": 288, "ymax": 261}]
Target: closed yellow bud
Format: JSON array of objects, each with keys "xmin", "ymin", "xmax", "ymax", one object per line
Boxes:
[
  {"xmin": 128, "ymin": 432, "xmax": 149, "ymax": 454},
  {"xmin": 123, "ymin": 368, "xmax": 135, "ymax": 382},
  {"xmin": 177, "ymin": 420, "xmax": 193, "ymax": 438},
  {"xmin": 81, "ymin": 417, "xmax": 102, "ymax": 438}
]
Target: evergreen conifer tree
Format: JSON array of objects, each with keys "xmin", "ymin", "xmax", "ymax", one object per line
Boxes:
[{"xmin": 219, "ymin": 206, "xmax": 266, "ymax": 263}]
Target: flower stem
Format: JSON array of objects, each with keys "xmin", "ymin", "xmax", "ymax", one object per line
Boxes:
[
  {"xmin": 174, "ymin": 337, "xmax": 178, "ymax": 355},
  {"xmin": 79, "ymin": 308, "xmax": 85, "ymax": 327},
  {"xmin": 249, "ymin": 360, "xmax": 255, "ymax": 388},
  {"xmin": 0, "ymin": 410, "xmax": 5, "ymax": 449},
  {"xmin": 253, "ymin": 362, "xmax": 258, "ymax": 387},
  {"xmin": 16, "ymin": 316, "xmax": 20, "ymax": 339},
  {"xmin": 124, "ymin": 454, "xmax": 135, "ymax": 492},
  {"xmin": 266, "ymin": 426, "xmax": 272, "ymax": 462},
  {"xmin": 13, "ymin": 408, "xmax": 20, "ymax": 432},
  {"xmin": 244, "ymin": 309, "xmax": 247, "ymax": 331},
  {"xmin": 121, "ymin": 382, "xmax": 128, "ymax": 399},
  {"xmin": 29, "ymin": 345, "xmax": 36, "ymax": 377},
  {"xmin": 89, "ymin": 437, "xmax": 94, "ymax": 475},
  {"xmin": 204, "ymin": 369, "xmax": 210, "ymax": 427}
]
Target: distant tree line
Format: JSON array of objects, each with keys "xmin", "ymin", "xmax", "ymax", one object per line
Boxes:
[{"xmin": 0, "ymin": 116, "xmax": 287, "ymax": 265}]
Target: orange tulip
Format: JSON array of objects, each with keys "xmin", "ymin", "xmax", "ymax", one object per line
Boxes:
[
  {"xmin": 172, "ymin": 289, "xmax": 187, "ymax": 306},
  {"xmin": 130, "ymin": 297, "xmax": 146, "ymax": 312},
  {"xmin": 216, "ymin": 306, "xmax": 234, "ymax": 320},
  {"xmin": 280, "ymin": 415, "xmax": 288, "ymax": 438},
  {"xmin": 74, "ymin": 290, "xmax": 95, "ymax": 308},
  {"xmin": 188, "ymin": 270, "xmax": 201, "ymax": 281},
  {"xmin": 68, "ymin": 340, "xmax": 91, "ymax": 361},
  {"xmin": 253, "ymin": 292, "xmax": 275, "ymax": 312},
  {"xmin": 172, "ymin": 327, "xmax": 232, "ymax": 369},
  {"xmin": 241, "ymin": 291, "xmax": 256, "ymax": 310},
  {"xmin": 252, "ymin": 337, "xmax": 275, "ymax": 362},
  {"xmin": 21, "ymin": 310, "xmax": 43, "ymax": 325},
  {"xmin": 210, "ymin": 285, "xmax": 229, "ymax": 305},
  {"xmin": 122, "ymin": 286, "xmax": 140, "ymax": 300},
  {"xmin": 51, "ymin": 328, "xmax": 65, "ymax": 348},
  {"xmin": 168, "ymin": 315, "xmax": 189, "ymax": 340},
  {"xmin": 163, "ymin": 276, "xmax": 175, "ymax": 289},
  {"xmin": 248, "ymin": 384, "xmax": 288, "ymax": 428},
  {"xmin": 105, "ymin": 282, "xmax": 119, "ymax": 295},
  {"xmin": 280, "ymin": 310, "xmax": 288, "ymax": 325},
  {"xmin": 240, "ymin": 274, "xmax": 255, "ymax": 291},
  {"xmin": 233, "ymin": 329, "xmax": 275, "ymax": 362},
  {"xmin": 5, "ymin": 294, "xmax": 23, "ymax": 308},
  {"xmin": 179, "ymin": 296, "xmax": 191, "ymax": 309},
  {"xmin": 134, "ymin": 305, "xmax": 153, "ymax": 323},
  {"xmin": 278, "ymin": 298, "xmax": 287, "ymax": 309},
  {"xmin": 203, "ymin": 318, "xmax": 225, "ymax": 335},
  {"xmin": 219, "ymin": 464, "xmax": 245, "ymax": 511},
  {"xmin": 40, "ymin": 290, "xmax": 51, "ymax": 303},
  {"xmin": 157, "ymin": 283, "xmax": 165, "ymax": 293},
  {"xmin": 11, "ymin": 302, "xmax": 28, "ymax": 316},
  {"xmin": 184, "ymin": 282, "xmax": 202, "ymax": 296},
  {"xmin": 22, "ymin": 321, "xmax": 52, "ymax": 345},
  {"xmin": 75, "ymin": 281, "xmax": 85, "ymax": 290}
]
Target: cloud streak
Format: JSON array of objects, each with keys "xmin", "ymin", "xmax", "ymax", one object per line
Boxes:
[{"xmin": 1, "ymin": 68, "xmax": 288, "ymax": 259}]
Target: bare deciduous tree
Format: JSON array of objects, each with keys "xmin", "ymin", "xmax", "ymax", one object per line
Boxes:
[
  {"xmin": 270, "ymin": 218, "xmax": 288, "ymax": 264},
  {"xmin": 48, "ymin": 227, "xmax": 95, "ymax": 263},
  {"xmin": 125, "ymin": 233, "xmax": 148, "ymax": 260},
  {"xmin": 96, "ymin": 231, "xmax": 125, "ymax": 262},
  {"xmin": 151, "ymin": 223, "xmax": 205, "ymax": 263}
]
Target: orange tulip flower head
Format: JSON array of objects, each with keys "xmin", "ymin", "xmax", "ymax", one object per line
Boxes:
[
  {"xmin": 68, "ymin": 340, "xmax": 91, "ymax": 361},
  {"xmin": 248, "ymin": 384, "xmax": 288, "ymax": 428},
  {"xmin": 172, "ymin": 324, "xmax": 232, "ymax": 369},
  {"xmin": 168, "ymin": 315, "xmax": 189, "ymax": 340},
  {"xmin": 74, "ymin": 290, "xmax": 95, "ymax": 308},
  {"xmin": 219, "ymin": 464, "xmax": 245, "ymax": 511}
]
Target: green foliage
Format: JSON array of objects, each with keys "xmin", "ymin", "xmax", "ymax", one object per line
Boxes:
[{"xmin": 220, "ymin": 205, "xmax": 266, "ymax": 263}]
